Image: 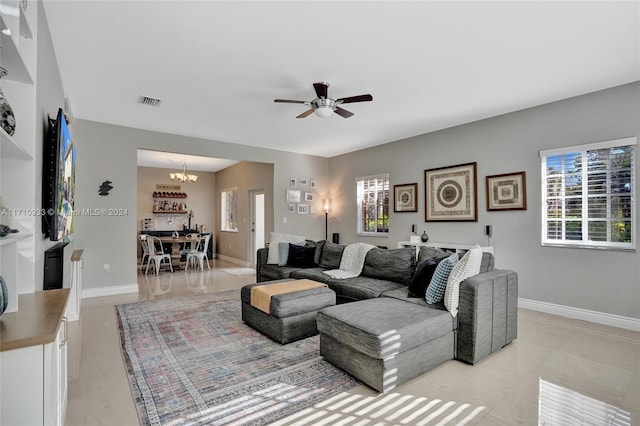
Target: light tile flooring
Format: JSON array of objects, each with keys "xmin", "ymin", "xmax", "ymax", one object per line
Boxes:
[{"xmin": 65, "ymin": 259, "xmax": 640, "ymax": 425}]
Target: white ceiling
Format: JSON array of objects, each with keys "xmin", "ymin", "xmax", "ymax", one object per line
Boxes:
[
  {"xmin": 136, "ymin": 149, "xmax": 239, "ymax": 172},
  {"xmin": 44, "ymin": 1, "xmax": 639, "ymax": 159}
]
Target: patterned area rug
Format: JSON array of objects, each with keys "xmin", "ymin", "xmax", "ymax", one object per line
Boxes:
[{"xmin": 115, "ymin": 290, "xmax": 358, "ymax": 426}]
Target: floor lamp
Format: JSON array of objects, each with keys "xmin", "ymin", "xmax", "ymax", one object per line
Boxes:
[{"xmin": 323, "ymin": 199, "xmax": 330, "ymax": 240}]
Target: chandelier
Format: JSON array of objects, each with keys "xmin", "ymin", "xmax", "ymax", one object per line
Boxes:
[{"xmin": 170, "ymin": 161, "xmax": 198, "ymax": 183}]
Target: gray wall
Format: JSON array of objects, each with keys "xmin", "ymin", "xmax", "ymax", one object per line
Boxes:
[
  {"xmin": 71, "ymin": 119, "xmax": 329, "ymax": 290},
  {"xmin": 329, "ymin": 82, "xmax": 640, "ymax": 319},
  {"xmin": 215, "ymin": 161, "xmax": 274, "ymax": 262}
]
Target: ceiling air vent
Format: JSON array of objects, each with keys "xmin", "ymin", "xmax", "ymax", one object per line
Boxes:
[{"xmin": 137, "ymin": 95, "xmax": 162, "ymax": 107}]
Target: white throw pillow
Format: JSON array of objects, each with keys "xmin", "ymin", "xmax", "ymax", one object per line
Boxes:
[
  {"xmin": 266, "ymin": 232, "xmax": 306, "ymax": 264},
  {"xmin": 444, "ymin": 245, "xmax": 483, "ymax": 318}
]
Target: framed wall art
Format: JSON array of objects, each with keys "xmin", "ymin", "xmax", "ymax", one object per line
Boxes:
[
  {"xmin": 393, "ymin": 183, "xmax": 418, "ymax": 212},
  {"xmin": 286, "ymin": 189, "xmax": 301, "ymax": 203},
  {"xmin": 424, "ymin": 162, "xmax": 477, "ymax": 222},
  {"xmin": 486, "ymin": 171, "xmax": 527, "ymax": 211},
  {"xmin": 297, "ymin": 204, "xmax": 309, "ymax": 214}
]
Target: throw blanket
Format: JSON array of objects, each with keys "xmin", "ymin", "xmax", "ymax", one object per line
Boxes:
[
  {"xmin": 251, "ymin": 279, "xmax": 327, "ymax": 314},
  {"xmin": 323, "ymin": 242, "xmax": 376, "ymax": 279}
]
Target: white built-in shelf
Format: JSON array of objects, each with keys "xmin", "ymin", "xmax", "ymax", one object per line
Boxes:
[
  {"xmin": 0, "ymin": 127, "xmax": 33, "ymax": 159},
  {"xmin": 398, "ymin": 240, "xmax": 494, "ymax": 256},
  {"xmin": 0, "ymin": 15, "xmax": 34, "ymax": 84},
  {"xmin": 0, "ymin": 229, "xmax": 31, "ymax": 246}
]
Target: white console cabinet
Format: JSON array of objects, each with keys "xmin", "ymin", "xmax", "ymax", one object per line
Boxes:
[
  {"xmin": 397, "ymin": 241, "xmax": 494, "ymax": 257},
  {"xmin": 0, "ymin": 289, "xmax": 69, "ymax": 426}
]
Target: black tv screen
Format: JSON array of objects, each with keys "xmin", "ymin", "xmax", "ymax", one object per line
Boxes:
[{"xmin": 42, "ymin": 108, "xmax": 75, "ymax": 241}]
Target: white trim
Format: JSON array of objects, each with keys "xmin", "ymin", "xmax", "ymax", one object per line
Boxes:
[
  {"xmin": 82, "ymin": 284, "xmax": 138, "ymax": 299},
  {"xmin": 539, "ymin": 136, "xmax": 637, "ymax": 157},
  {"xmin": 519, "ymin": 297, "xmax": 640, "ymax": 332},
  {"xmin": 355, "ymin": 172, "xmax": 389, "ymax": 182},
  {"xmin": 216, "ymin": 254, "xmax": 250, "ymax": 267}
]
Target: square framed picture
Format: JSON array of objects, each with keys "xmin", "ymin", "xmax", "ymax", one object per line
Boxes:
[
  {"xmin": 299, "ymin": 178, "xmax": 309, "ymax": 186},
  {"xmin": 393, "ymin": 183, "xmax": 418, "ymax": 212},
  {"xmin": 286, "ymin": 189, "xmax": 301, "ymax": 203},
  {"xmin": 297, "ymin": 204, "xmax": 309, "ymax": 214},
  {"xmin": 304, "ymin": 192, "xmax": 314, "ymax": 201},
  {"xmin": 425, "ymin": 162, "xmax": 478, "ymax": 222},
  {"xmin": 486, "ymin": 171, "xmax": 527, "ymax": 211}
]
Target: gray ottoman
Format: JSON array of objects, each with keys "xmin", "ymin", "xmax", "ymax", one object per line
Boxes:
[
  {"xmin": 317, "ymin": 298, "xmax": 455, "ymax": 393},
  {"xmin": 241, "ymin": 279, "xmax": 336, "ymax": 344}
]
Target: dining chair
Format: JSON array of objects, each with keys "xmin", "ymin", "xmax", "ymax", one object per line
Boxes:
[
  {"xmin": 180, "ymin": 233, "xmax": 200, "ymax": 268},
  {"xmin": 186, "ymin": 234, "xmax": 211, "ymax": 272},
  {"xmin": 145, "ymin": 236, "xmax": 174, "ymax": 274},
  {"xmin": 138, "ymin": 234, "xmax": 150, "ymax": 267}
]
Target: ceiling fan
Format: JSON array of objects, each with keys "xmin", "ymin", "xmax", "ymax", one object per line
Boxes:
[{"xmin": 274, "ymin": 82, "xmax": 373, "ymax": 118}]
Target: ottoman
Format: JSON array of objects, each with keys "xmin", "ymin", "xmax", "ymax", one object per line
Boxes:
[
  {"xmin": 317, "ymin": 297, "xmax": 455, "ymax": 393},
  {"xmin": 241, "ymin": 279, "xmax": 336, "ymax": 344}
]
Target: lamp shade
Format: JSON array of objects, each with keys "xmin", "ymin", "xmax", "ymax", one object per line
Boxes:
[{"xmin": 314, "ymin": 107, "xmax": 333, "ymax": 118}]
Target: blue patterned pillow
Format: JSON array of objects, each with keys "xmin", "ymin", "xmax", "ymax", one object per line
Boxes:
[{"xmin": 425, "ymin": 253, "xmax": 459, "ymax": 304}]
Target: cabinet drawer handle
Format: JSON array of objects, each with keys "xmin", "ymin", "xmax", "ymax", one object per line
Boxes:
[{"xmin": 60, "ymin": 316, "xmax": 68, "ymax": 347}]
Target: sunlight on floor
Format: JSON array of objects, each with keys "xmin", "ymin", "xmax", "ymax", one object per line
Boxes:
[{"xmin": 270, "ymin": 391, "xmax": 486, "ymax": 426}]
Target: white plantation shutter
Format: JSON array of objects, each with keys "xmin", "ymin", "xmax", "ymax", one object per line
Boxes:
[
  {"xmin": 221, "ymin": 187, "xmax": 238, "ymax": 232},
  {"xmin": 540, "ymin": 137, "xmax": 636, "ymax": 250},
  {"xmin": 356, "ymin": 174, "xmax": 390, "ymax": 235}
]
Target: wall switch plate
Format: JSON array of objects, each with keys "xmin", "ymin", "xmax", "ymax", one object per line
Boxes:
[{"xmin": 103, "ymin": 264, "xmax": 110, "ymax": 272}]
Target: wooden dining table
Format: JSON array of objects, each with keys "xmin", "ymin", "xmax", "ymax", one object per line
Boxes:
[{"xmin": 156, "ymin": 236, "xmax": 201, "ymax": 269}]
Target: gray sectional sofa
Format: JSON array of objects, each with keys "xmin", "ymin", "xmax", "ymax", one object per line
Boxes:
[{"xmin": 255, "ymin": 240, "xmax": 518, "ymax": 392}]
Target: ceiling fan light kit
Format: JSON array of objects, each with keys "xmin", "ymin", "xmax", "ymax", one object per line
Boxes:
[{"xmin": 275, "ymin": 82, "xmax": 372, "ymax": 119}]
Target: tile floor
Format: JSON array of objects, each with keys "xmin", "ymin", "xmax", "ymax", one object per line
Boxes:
[{"xmin": 65, "ymin": 259, "xmax": 640, "ymax": 425}]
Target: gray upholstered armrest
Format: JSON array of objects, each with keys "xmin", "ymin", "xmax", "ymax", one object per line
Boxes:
[
  {"xmin": 256, "ymin": 248, "xmax": 269, "ymax": 282},
  {"xmin": 456, "ymin": 269, "xmax": 518, "ymax": 364}
]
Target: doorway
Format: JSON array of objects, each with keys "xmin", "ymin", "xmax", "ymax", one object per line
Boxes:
[{"xmin": 249, "ymin": 189, "xmax": 265, "ymax": 268}]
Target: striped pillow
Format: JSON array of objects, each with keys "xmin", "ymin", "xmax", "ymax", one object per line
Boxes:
[{"xmin": 425, "ymin": 253, "xmax": 459, "ymax": 304}]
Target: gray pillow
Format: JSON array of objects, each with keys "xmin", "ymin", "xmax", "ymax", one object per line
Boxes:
[
  {"xmin": 361, "ymin": 247, "xmax": 415, "ymax": 285},
  {"xmin": 278, "ymin": 241, "xmax": 304, "ymax": 266},
  {"xmin": 417, "ymin": 246, "xmax": 451, "ymax": 264},
  {"xmin": 319, "ymin": 242, "xmax": 346, "ymax": 269},
  {"xmin": 305, "ymin": 239, "xmax": 326, "ymax": 266}
]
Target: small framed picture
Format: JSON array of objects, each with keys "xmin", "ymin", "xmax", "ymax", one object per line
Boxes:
[
  {"xmin": 297, "ymin": 204, "xmax": 309, "ymax": 214},
  {"xmin": 288, "ymin": 204, "xmax": 295, "ymax": 214},
  {"xmin": 486, "ymin": 171, "xmax": 527, "ymax": 211},
  {"xmin": 394, "ymin": 183, "xmax": 418, "ymax": 212},
  {"xmin": 304, "ymin": 192, "xmax": 314, "ymax": 201},
  {"xmin": 299, "ymin": 178, "xmax": 309, "ymax": 186},
  {"xmin": 290, "ymin": 178, "xmax": 297, "ymax": 187},
  {"xmin": 310, "ymin": 179, "xmax": 317, "ymax": 189},
  {"xmin": 286, "ymin": 189, "xmax": 301, "ymax": 203}
]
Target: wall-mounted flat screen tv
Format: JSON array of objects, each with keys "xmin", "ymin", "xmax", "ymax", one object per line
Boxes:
[{"xmin": 42, "ymin": 108, "xmax": 76, "ymax": 241}]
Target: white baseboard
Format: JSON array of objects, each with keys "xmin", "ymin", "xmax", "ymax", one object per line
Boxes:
[
  {"xmin": 519, "ymin": 298, "xmax": 640, "ymax": 332},
  {"xmin": 82, "ymin": 284, "xmax": 138, "ymax": 299},
  {"xmin": 216, "ymin": 254, "xmax": 251, "ymax": 267}
]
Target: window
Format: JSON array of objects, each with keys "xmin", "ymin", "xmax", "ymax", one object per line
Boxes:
[
  {"xmin": 221, "ymin": 187, "xmax": 238, "ymax": 232},
  {"xmin": 540, "ymin": 137, "xmax": 636, "ymax": 250},
  {"xmin": 356, "ymin": 174, "xmax": 389, "ymax": 235}
]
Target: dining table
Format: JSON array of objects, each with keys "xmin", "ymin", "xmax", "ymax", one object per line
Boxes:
[{"xmin": 156, "ymin": 235, "xmax": 201, "ymax": 269}]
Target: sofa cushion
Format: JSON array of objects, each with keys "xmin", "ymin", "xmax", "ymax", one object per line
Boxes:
[
  {"xmin": 241, "ymin": 281, "xmax": 335, "ymax": 319},
  {"xmin": 290, "ymin": 268, "xmax": 333, "ymax": 284},
  {"xmin": 418, "ymin": 246, "xmax": 451, "ymax": 264},
  {"xmin": 326, "ymin": 276, "xmax": 405, "ymax": 302},
  {"xmin": 425, "ymin": 253, "xmax": 459, "ymax": 304},
  {"xmin": 267, "ymin": 232, "xmax": 305, "ymax": 264},
  {"xmin": 319, "ymin": 242, "xmax": 346, "ymax": 269},
  {"xmin": 259, "ymin": 264, "xmax": 304, "ymax": 281},
  {"xmin": 317, "ymin": 298, "xmax": 454, "ymax": 359},
  {"xmin": 407, "ymin": 257, "xmax": 438, "ymax": 298},
  {"xmin": 361, "ymin": 247, "xmax": 415, "ymax": 285},
  {"xmin": 444, "ymin": 245, "xmax": 483, "ymax": 318},
  {"xmin": 278, "ymin": 241, "xmax": 305, "ymax": 266},
  {"xmin": 479, "ymin": 252, "xmax": 494, "ymax": 273},
  {"xmin": 287, "ymin": 243, "xmax": 316, "ymax": 268},
  {"xmin": 305, "ymin": 239, "xmax": 326, "ymax": 265}
]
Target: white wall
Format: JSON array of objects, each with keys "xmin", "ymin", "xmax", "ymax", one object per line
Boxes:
[
  {"xmin": 329, "ymin": 82, "xmax": 640, "ymax": 320},
  {"xmin": 71, "ymin": 120, "xmax": 329, "ymax": 291}
]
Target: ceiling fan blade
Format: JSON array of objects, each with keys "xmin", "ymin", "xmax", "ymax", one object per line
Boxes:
[
  {"xmin": 274, "ymin": 99, "xmax": 307, "ymax": 104},
  {"xmin": 313, "ymin": 82, "xmax": 328, "ymax": 99},
  {"xmin": 336, "ymin": 94, "xmax": 373, "ymax": 104},
  {"xmin": 296, "ymin": 109, "xmax": 315, "ymax": 118},
  {"xmin": 334, "ymin": 107, "xmax": 354, "ymax": 118}
]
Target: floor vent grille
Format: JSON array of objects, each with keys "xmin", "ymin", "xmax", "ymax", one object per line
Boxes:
[{"xmin": 138, "ymin": 95, "xmax": 162, "ymax": 107}]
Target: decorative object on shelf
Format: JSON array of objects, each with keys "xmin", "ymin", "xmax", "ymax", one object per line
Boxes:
[
  {"xmin": 394, "ymin": 183, "xmax": 418, "ymax": 212},
  {"xmin": 170, "ymin": 161, "xmax": 198, "ymax": 183},
  {"xmin": 152, "ymin": 191, "xmax": 187, "ymax": 198},
  {"xmin": 486, "ymin": 171, "xmax": 527, "ymax": 211},
  {"xmin": 0, "ymin": 67, "xmax": 16, "ymax": 136},
  {"xmin": 424, "ymin": 162, "xmax": 478, "ymax": 222},
  {"xmin": 98, "ymin": 180, "xmax": 113, "ymax": 196},
  {"xmin": 421, "ymin": 230, "xmax": 429, "ymax": 242},
  {"xmin": 0, "ymin": 274, "xmax": 8, "ymax": 317},
  {"xmin": 0, "ymin": 224, "xmax": 19, "ymax": 237}
]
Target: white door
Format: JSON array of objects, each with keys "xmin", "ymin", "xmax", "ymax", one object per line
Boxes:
[{"xmin": 249, "ymin": 190, "xmax": 265, "ymax": 268}]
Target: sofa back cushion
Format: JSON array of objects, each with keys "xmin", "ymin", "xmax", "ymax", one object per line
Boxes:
[
  {"xmin": 305, "ymin": 239, "xmax": 326, "ymax": 265},
  {"xmin": 319, "ymin": 242, "xmax": 346, "ymax": 269},
  {"xmin": 407, "ymin": 257, "xmax": 438, "ymax": 298},
  {"xmin": 287, "ymin": 243, "xmax": 317, "ymax": 268},
  {"xmin": 418, "ymin": 246, "xmax": 495, "ymax": 273},
  {"xmin": 361, "ymin": 247, "xmax": 415, "ymax": 285}
]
